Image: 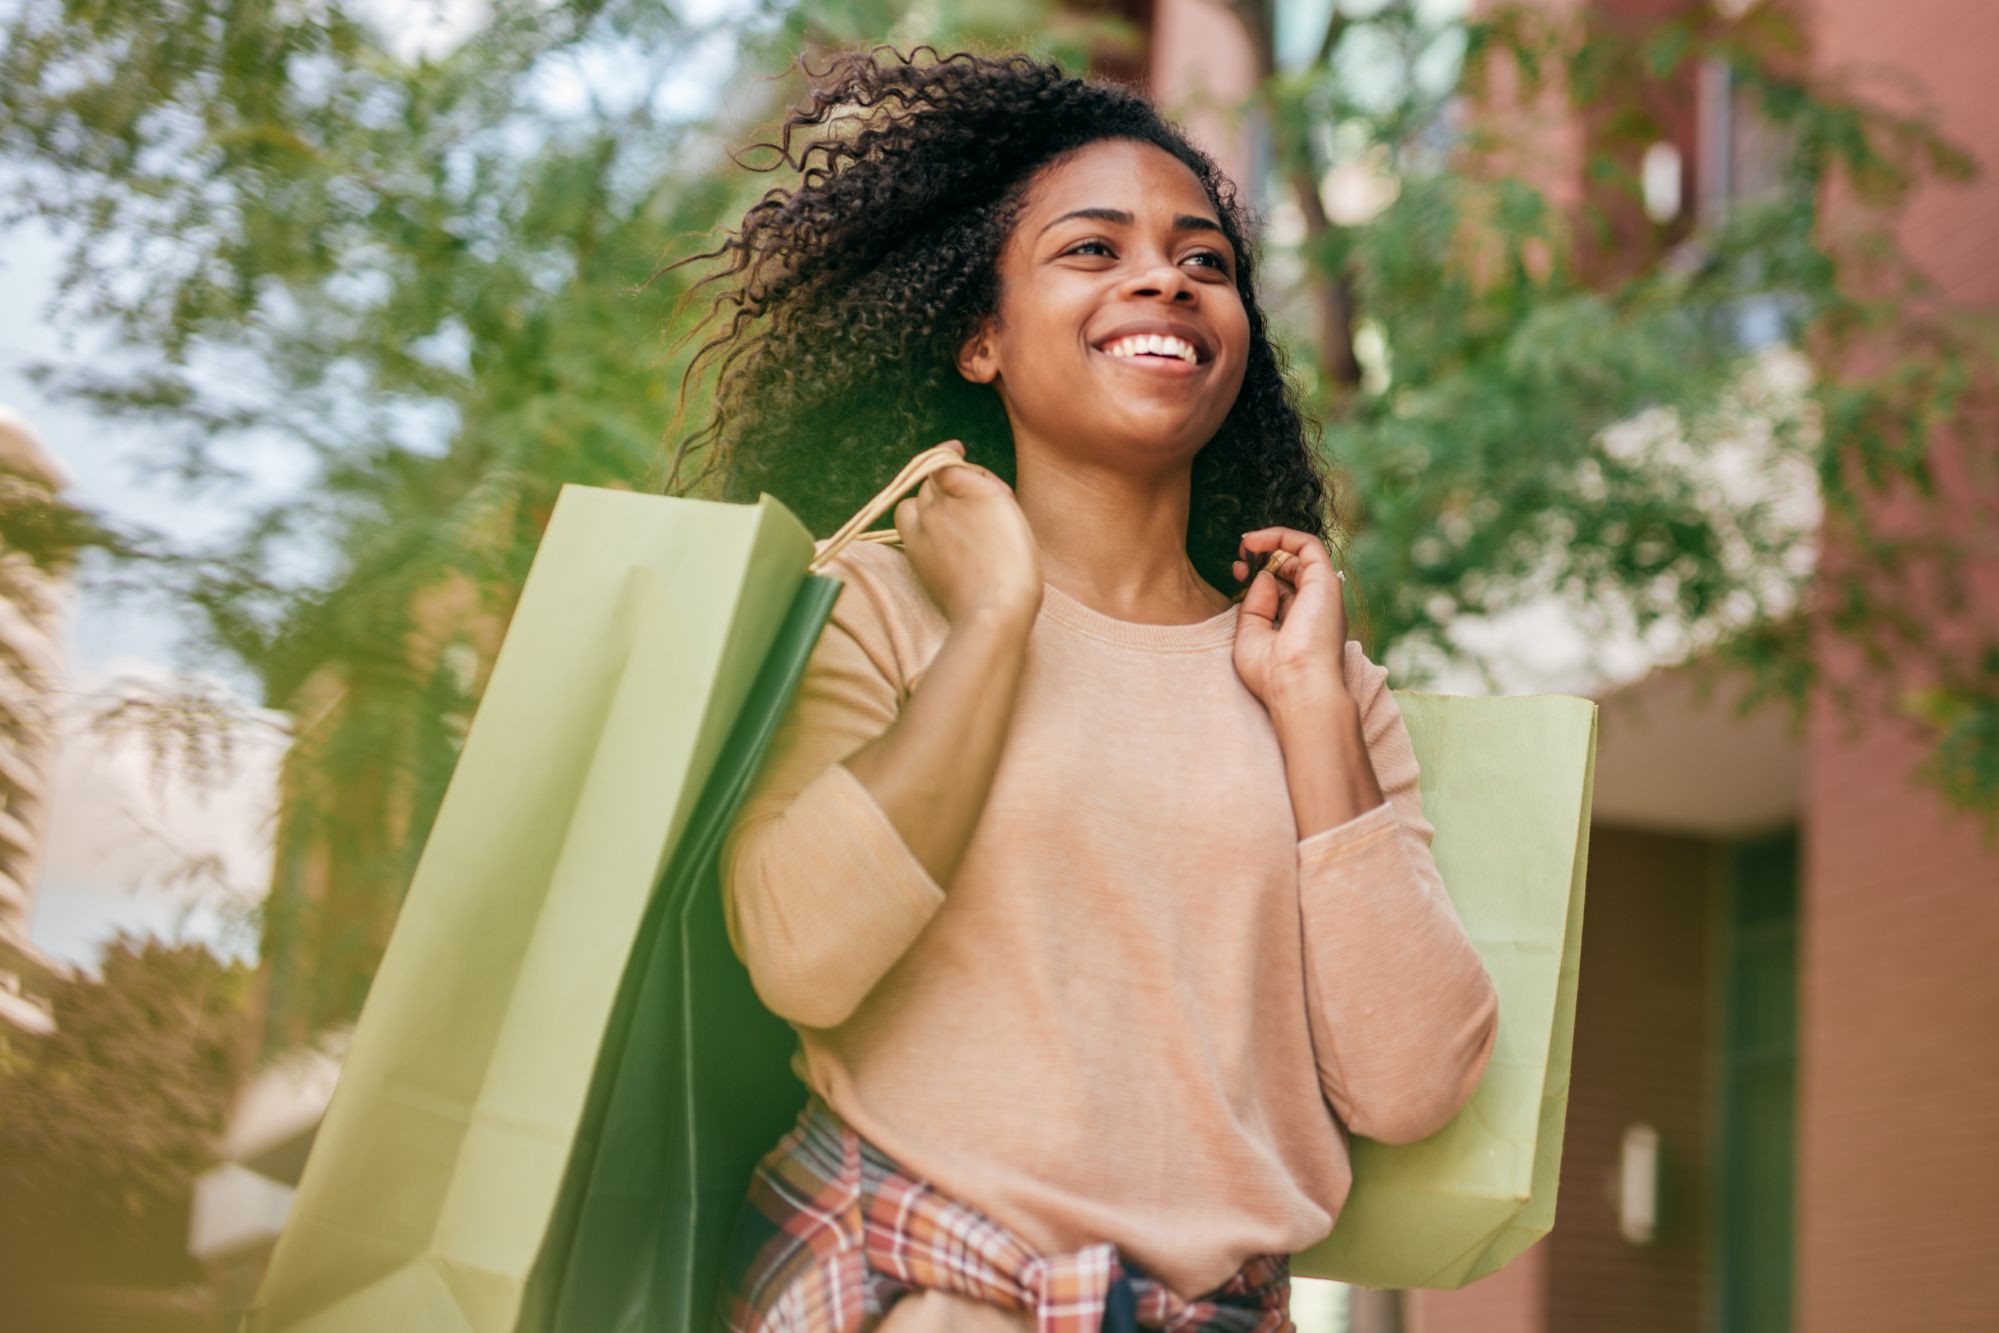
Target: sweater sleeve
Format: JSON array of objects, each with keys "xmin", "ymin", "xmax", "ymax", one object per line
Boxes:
[
  {"xmin": 1296, "ymin": 643, "xmax": 1500, "ymax": 1146},
  {"xmin": 719, "ymin": 548, "xmax": 948, "ymax": 1030}
]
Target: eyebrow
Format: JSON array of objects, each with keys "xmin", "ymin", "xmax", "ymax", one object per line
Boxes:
[{"xmin": 1037, "ymin": 206, "xmax": 1225, "ymax": 239}]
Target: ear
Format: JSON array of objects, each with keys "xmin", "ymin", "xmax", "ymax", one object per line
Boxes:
[{"xmin": 956, "ymin": 317, "xmax": 998, "ymax": 385}]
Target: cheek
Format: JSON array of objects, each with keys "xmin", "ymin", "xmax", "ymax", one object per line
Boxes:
[
  {"xmin": 1223, "ymin": 296, "xmax": 1252, "ymax": 353},
  {"xmin": 1222, "ymin": 303, "xmax": 1253, "ymax": 382}
]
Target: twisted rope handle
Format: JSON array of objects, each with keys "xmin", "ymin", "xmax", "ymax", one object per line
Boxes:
[{"xmin": 808, "ymin": 443, "xmax": 977, "ymax": 574}]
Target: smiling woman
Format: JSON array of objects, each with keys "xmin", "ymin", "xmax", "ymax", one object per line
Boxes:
[
  {"xmin": 954, "ymin": 138, "xmax": 1251, "ymax": 492},
  {"xmin": 682, "ymin": 43, "xmax": 1498, "ymax": 1333},
  {"xmin": 658, "ymin": 45, "xmax": 1333, "ymax": 606}
]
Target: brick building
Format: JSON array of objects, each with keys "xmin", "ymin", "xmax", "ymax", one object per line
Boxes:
[{"xmin": 1404, "ymin": 2, "xmax": 1999, "ymax": 1331}]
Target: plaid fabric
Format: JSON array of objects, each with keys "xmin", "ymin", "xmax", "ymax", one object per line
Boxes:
[{"xmin": 714, "ymin": 1093, "xmax": 1294, "ymax": 1333}]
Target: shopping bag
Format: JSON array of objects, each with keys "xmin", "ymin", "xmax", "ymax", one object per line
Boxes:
[
  {"xmin": 243, "ymin": 444, "xmax": 973, "ymax": 1332},
  {"xmin": 527, "ymin": 552, "xmax": 832, "ymax": 1333},
  {"xmin": 530, "ymin": 453, "xmax": 967, "ymax": 1333},
  {"xmin": 1291, "ymin": 691, "xmax": 1598, "ymax": 1289}
]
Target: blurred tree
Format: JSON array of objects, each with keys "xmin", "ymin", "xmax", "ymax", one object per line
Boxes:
[
  {"xmin": 1230, "ymin": 0, "xmax": 1994, "ymax": 823},
  {"xmin": 0, "ymin": 0, "xmax": 1990, "ymax": 1039},
  {"xmin": 0, "ymin": 0, "xmax": 1127, "ymax": 1040},
  {"xmin": 0, "ymin": 934, "xmax": 256, "ymax": 1292}
]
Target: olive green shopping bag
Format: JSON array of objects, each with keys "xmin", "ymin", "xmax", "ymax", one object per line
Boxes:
[
  {"xmin": 1292, "ymin": 691, "xmax": 1598, "ymax": 1289},
  {"xmin": 529, "ymin": 451, "xmax": 971, "ymax": 1333},
  {"xmin": 243, "ymin": 445, "xmax": 974, "ymax": 1333}
]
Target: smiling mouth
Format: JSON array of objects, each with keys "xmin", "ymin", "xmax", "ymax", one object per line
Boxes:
[{"xmin": 1095, "ymin": 333, "xmax": 1206, "ymax": 366}]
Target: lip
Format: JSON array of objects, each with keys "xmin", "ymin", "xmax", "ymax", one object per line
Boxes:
[{"xmin": 1090, "ymin": 318, "xmax": 1216, "ymax": 365}]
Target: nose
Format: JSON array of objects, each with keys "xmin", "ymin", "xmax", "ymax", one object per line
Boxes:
[{"xmin": 1120, "ymin": 257, "xmax": 1198, "ymax": 302}]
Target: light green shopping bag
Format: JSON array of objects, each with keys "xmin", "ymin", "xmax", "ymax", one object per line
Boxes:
[
  {"xmin": 241, "ymin": 484, "xmax": 832, "ymax": 1332},
  {"xmin": 244, "ymin": 444, "xmax": 972, "ymax": 1333},
  {"xmin": 1292, "ymin": 691, "xmax": 1598, "ymax": 1289}
]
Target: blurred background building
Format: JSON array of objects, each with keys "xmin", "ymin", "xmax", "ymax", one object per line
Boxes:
[
  {"xmin": 0, "ymin": 404, "xmax": 74, "ymax": 1044},
  {"xmin": 1413, "ymin": 1, "xmax": 1999, "ymax": 1332}
]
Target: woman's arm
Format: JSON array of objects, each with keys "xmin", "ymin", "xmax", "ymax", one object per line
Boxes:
[
  {"xmin": 841, "ymin": 602, "xmax": 1034, "ymax": 886},
  {"xmin": 1271, "ymin": 670, "xmax": 1386, "ymax": 840},
  {"xmin": 1272, "ymin": 643, "xmax": 1500, "ymax": 1146},
  {"xmin": 721, "ymin": 555, "xmax": 1034, "ymax": 1030}
]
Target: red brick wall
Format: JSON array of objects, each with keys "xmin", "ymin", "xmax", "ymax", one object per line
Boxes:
[
  {"xmin": 1409, "ymin": 1223, "xmax": 1546, "ymax": 1333},
  {"xmin": 1572, "ymin": 0, "xmax": 1705, "ymax": 285},
  {"xmin": 1795, "ymin": 2, "xmax": 1999, "ymax": 1330},
  {"xmin": 1799, "ymin": 694, "xmax": 1999, "ymax": 1331},
  {"xmin": 1412, "ymin": 824, "xmax": 1721, "ymax": 1333},
  {"xmin": 1547, "ymin": 825, "xmax": 1721, "ymax": 1333}
]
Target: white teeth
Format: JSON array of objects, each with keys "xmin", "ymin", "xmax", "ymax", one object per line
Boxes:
[{"xmin": 1100, "ymin": 334, "xmax": 1199, "ymax": 364}]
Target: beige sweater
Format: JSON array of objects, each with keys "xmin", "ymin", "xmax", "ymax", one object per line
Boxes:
[{"xmin": 721, "ymin": 538, "xmax": 1499, "ymax": 1330}]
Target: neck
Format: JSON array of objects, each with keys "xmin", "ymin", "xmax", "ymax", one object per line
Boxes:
[{"xmin": 1010, "ymin": 438, "xmax": 1231, "ymax": 622}]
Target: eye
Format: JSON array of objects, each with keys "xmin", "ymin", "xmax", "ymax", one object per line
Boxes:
[
  {"xmin": 1065, "ymin": 239, "xmax": 1115, "ymax": 257},
  {"xmin": 1186, "ymin": 249, "xmax": 1232, "ymax": 273}
]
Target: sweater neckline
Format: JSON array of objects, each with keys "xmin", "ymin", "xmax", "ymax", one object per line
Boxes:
[{"xmin": 1038, "ymin": 579, "xmax": 1240, "ymax": 650}]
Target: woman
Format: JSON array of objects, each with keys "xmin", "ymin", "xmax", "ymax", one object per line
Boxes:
[{"xmin": 682, "ymin": 44, "xmax": 1500, "ymax": 1333}]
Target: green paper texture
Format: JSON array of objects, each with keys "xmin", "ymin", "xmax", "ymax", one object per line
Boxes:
[
  {"xmin": 244, "ymin": 485, "xmax": 818, "ymax": 1331},
  {"xmin": 244, "ymin": 480, "xmax": 1599, "ymax": 1328},
  {"xmin": 1291, "ymin": 691, "xmax": 1597, "ymax": 1289}
]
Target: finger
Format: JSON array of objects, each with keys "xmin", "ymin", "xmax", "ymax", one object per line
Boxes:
[
  {"xmin": 932, "ymin": 461, "xmax": 989, "ymax": 496},
  {"xmin": 1238, "ymin": 566, "xmax": 1282, "ymax": 630},
  {"xmin": 1271, "ymin": 569, "xmax": 1295, "ymax": 625},
  {"xmin": 1240, "ymin": 524, "xmax": 1316, "ymax": 549},
  {"xmin": 1239, "ymin": 527, "xmax": 1326, "ymax": 557},
  {"xmin": 1240, "ymin": 527, "xmax": 1332, "ymax": 568},
  {"xmin": 1240, "ymin": 530, "xmax": 1335, "ymax": 592}
]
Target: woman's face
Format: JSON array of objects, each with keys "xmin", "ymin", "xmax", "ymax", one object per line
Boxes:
[{"xmin": 958, "ymin": 137, "xmax": 1251, "ymax": 470}]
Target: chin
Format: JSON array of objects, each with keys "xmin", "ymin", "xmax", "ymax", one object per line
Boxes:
[{"xmin": 1095, "ymin": 421, "xmax": 1216, "ymax": 463}]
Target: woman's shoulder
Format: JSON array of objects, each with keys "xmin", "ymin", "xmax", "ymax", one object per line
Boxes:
[
  {"xmin": 1340, "ymin": 637, "xmax": 1389, "ymax": 689},
  {"xmin": 1340, "ymin": 638, "xmax": 1402, "ymax": 738},
  {"xmin": 810, "ymin": 536, "xmax": 935, "ymax": 614},
  {"xmin": 808, "ymin": 537, "xmax": 951, "ymax": 674}
]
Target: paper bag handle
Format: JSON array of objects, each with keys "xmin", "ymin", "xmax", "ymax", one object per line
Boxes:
[{"xmin": 807, "ymin": 443, "xmax": 978, "ymax": 574}]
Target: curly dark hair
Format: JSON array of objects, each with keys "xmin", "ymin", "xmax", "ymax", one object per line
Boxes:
[{"xmin": 656, "ymin": 42, "xmax": 1341, "ymax": 602}]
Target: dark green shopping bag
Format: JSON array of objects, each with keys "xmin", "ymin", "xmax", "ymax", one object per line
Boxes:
[
  {"xmin": 525, "ymin": 570, "xmax": 831, "ymax": 1333},
  {"xmin": 245, "ymin": 446, "xmax": 970, "ymax": 1333},
  {"xmin": 524, "ymin": 450, "xmax": 972, "ymax": 1333},
  {"xmin": 527, "ymin": 453, "xmax": 971, "ymax": 1327}
]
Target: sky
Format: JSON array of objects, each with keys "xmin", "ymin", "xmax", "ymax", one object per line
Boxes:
[{"xmin": 0, "ymin": 219, "xmax": 291, "ymax": 969}]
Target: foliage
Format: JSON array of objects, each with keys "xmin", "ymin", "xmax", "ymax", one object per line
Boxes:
[
  {"xmin": 0, "ymin": 0, "xmax": 1121, "ymax": 1036},
  {"xmin": 0, "ymin": 934, "xmax": 257, "ymax": 1288},
  {"xmin": 1242, "ymin": 0, "xmax": 1994, "ymax": 812},
  {"xmin": 0, "ymin": 0, "xmax": 1992, "ymax": 1033}
]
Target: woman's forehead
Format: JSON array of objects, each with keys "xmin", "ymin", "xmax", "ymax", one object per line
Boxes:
[{"xmin": 1018, "ymin": 139, "xmax": 1218, "ymax": 229}]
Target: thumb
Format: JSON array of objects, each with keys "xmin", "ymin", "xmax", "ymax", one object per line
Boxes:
[{"xmin": 1237, "ymin": 567, "xmax": 1282, "ymax": 636}]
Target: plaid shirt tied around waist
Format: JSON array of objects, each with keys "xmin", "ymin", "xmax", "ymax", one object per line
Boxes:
[{"xmin": 714, "ymin": 1093, "xmax": 1294, "ymax": 1333}]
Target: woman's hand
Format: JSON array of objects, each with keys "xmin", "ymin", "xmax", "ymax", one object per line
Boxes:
[
  {"xmin": 1231, "ymin": 526, "xmax": 1352, "ymax": 714},
  {"xmin": 895, "ymin": 440, "xmax": 1044, "ymax": 630}
]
